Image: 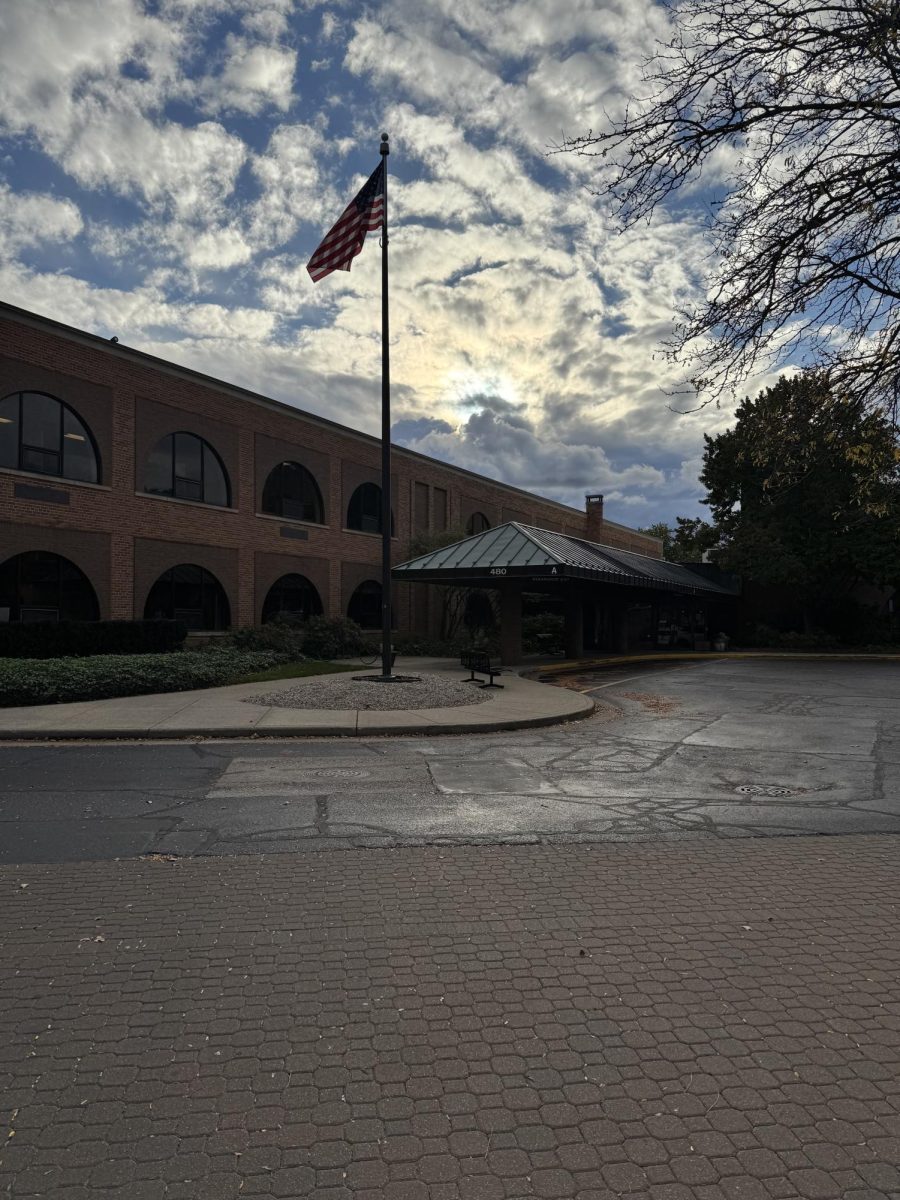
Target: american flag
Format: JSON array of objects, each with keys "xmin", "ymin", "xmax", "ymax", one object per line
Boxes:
[{"xmin": 307, "ymin": 161, "xmax": 385, "ymax": 283}]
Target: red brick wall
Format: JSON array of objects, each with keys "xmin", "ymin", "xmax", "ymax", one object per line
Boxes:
[{"xmin": 0, "ymin": 307, "xmax": 663, "ymax": 629}]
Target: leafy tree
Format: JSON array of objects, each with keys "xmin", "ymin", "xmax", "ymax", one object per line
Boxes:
[
  {"xmin": 562, "ymin": 0, "xmax": 900, "ymax": 414},
  {"xmin": 638, "ymin": 521, "xmax": 673, "ymax": 557},
  {"xmin": 405, "ymin": 527, "xmax": 492, "ymax": 641},
  {"xmin": 701, "ymin": 372, "xmax": 900, "ymax": 625},
  {"xmin": 639, "ymin": 517, "xmax": 718, "ymax": 561}
]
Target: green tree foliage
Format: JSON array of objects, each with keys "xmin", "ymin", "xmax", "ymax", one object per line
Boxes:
[
  {"xmin": 700, "ymin": 373, "xmax": 900, "ymax": 620},
  {"xmin": 639, "ymin": 517, "xmax": 718, "ymax": 562},
  {"xmin": 405, "ymin": 527, "xmax": 485, "ymax": 642}
]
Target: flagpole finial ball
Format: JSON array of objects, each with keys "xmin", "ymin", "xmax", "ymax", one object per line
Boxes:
[{"xmin": 380, "ymin": 132, "xmax": 389, "ymax": 155}]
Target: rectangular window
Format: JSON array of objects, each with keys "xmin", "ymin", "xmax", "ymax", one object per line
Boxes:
[
  {"xmin": 21, "ymin": 446, "xmax": 61, "ymax": 476},
  {"xmin": 174, "ymin": 476, "xmax": 203, "ymax": 501},
  {"xmin": 433, "ymin": 487, "xmax": 448, "ymax": 531},
  {"xmin": 414, "ymin": 482, "xmax": 429, "ymax": 532}
]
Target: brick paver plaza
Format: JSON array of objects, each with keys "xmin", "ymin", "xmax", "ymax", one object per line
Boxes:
[{"xmin": 2, "ymin": 836, "xmax": 899, "ymax": 1199}]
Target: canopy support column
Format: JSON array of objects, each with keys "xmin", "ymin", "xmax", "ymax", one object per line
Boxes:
[
  {"xmin": 565, "ymin": 589, "xmax": 584, "ymax": 659},
  {"xmin": 499, "ymin": 589, "xmax": 522, "ymax": 665}
]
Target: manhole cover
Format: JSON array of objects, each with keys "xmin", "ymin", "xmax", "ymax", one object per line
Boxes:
[
  {"xmin": 311, "ymin": 768, "xmax": 371, "ymax": 778},
  {"xmin": 734, "ymin": 784, "xmax": 805, "ymax": 797}
]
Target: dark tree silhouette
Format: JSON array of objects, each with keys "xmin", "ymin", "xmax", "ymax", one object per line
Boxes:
[
  {"xmin": 701, "ymin": 373, "xmax": 900, "ymax": 623},
  {"xmin": 562, "ymin": 0, "xmax": 900, "ymax": 415}
]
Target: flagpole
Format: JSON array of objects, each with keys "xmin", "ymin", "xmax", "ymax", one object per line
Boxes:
[{"xmin": 379, "ymin": 132, "xmax": 392, "ymax": 680}]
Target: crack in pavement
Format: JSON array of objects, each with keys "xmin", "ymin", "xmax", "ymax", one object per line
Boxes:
[{"xmin": 2, "ymin": 658, "xmax": 900, "ymax": 862}]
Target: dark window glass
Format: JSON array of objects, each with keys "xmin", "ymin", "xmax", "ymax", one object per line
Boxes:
[
  {"xmin": 262, "ymin": 574, "xmax": 324, "ymax": 623},
  {"xmin": 466, "ymin": 512, "xmax": 491, "ymax": 535},
  {"xmin": 62, "ymin": 407, "xmax": 98, "ymax": 483},
  {"xmin": 347, "ymin": 482, "xmax": 394, "ymax": 535},
  {"xmin": 143, "ymin": 564, "xmax": 230, "ymax": 630},
  {"xmin": 22, "ymin": 392, "xmax": 60, "ymax": 451},
  {"xmin": 203, "ymin": 444, "xmax": 229, "ymax": 508},
  {"xmin": 174, "ymin": 432, "xmax": 202, "ymax": 488},
  {"xmin": 261, "ymin": 462, "xmax": 325, "ymax": 523},
  {"xmin": 0, "ymin": 551, "xmax": 100, "ymax": 622},
  {"xmin": 433, "ymin": 487, "xmax": 448, "ymax": 532},
  {"xmin": 0, "ymin": 392, "xmax": 99, "ymax": 483},
  {"xmin": 143, "ymin": 432, "xmax": 230, "ymax": 507},
  {"xmin": 21, "ymin": 446, "xmax": 60, "ymax": 475},
  {"xmin": 145, "ymin": 434, "xmax": 174, "ymax": 495},
  {"xmin": 413, "ymin": 481, "xmax": 429, "ymax": 532},
  {"xmin": 347, "ymin": 579, "xmax": 385, "ymax": 630}
]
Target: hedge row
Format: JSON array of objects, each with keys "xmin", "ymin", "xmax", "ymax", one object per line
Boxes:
[
  {"xmin": 0, "ymin": 648, "xmax": 281, "ymax": 708},
  {"xmin": 0, "ymin": 620, "xmax": 187, "ymax": 659}
]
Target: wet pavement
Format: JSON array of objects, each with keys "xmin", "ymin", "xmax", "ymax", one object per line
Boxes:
[{"xmin": 2, "ymin": 658, "xmax": 899, "ymax": 863}]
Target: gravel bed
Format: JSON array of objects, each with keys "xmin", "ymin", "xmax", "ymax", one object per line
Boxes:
[{"xmin": 245, "ymin": 671, "xmax": 495, "ymax": 711}]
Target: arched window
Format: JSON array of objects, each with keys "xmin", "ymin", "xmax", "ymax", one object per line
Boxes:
[
  {"xmin": 346, "ymin": 482, "xmax": 394, "ymax": 535},
  {"xmin": 0, "ymin": 551, "xmax": 100, "ymax": 622},
  {"xmin": 144, "ymin": 432, "xmax": 230, "ymax": 506},
  {"xmin": 262, "ymin": 574, "xmax": 323, "ymax": 623},
  {"xmin": 347, "ymin": 579, "xmax": 387, "ymax": 630},
  {"xmin": 261, "ymin": 462, "xmax": 325, "ymax": 523},
  {"xmin": 466, "ymin": 511, "xmax": 491, "ymax": 535},
  {"xmin": 0, "ymin": 391, "xmax": 100, "ymax": 483},
  {"xmin": 144, "ymin": 564, "xmax": 230, "ymax": 631}
]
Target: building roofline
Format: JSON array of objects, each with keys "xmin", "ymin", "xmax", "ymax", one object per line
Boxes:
[{"xmin": 0, "ymin": 300, "xmax": 661, "ymax": 545}]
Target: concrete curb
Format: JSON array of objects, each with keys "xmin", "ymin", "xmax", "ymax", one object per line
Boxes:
[
  {"xmin": 532, "ymin": 650, "xmax": 900, "ymax": 679},
  {"xmin": 0, "ymin": 706, "xmax": 596, "ymax": 741},
  {"xmin": 0, "ymin": 661, "xmax": 596, "ymax": 741}
]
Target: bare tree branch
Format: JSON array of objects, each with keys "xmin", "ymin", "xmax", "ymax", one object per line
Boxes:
[{"xmin": 557, "ymin": 0, "xmax": 900, "ymax": 414}]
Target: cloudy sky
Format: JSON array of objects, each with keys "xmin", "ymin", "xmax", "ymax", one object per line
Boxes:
[{"xmin": 0, "ymin": 0, "xmax": 766, "ymax": 526}]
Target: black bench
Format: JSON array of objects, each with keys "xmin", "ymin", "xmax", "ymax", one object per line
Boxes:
[{"xmin": 460, "ymin": 650, "xmax": 504, "ymax": 688}]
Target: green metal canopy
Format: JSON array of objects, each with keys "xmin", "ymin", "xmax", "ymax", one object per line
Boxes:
[{"xmin": 392, "ymin": 522, "xmax": 738, "ymax": 597}]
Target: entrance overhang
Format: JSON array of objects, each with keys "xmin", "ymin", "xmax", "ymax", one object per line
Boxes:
[{"xmin": 392, "ymin": 522, "xmax": 739, "ymax": 663}]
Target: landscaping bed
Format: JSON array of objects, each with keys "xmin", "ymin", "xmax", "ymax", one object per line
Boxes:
[{"xmin": 0, "ymin": 651, "xmax": 353, "ymax": 708}]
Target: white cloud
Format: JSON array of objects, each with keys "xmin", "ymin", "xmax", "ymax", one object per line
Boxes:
[
  {"xmin": 0, "ymin": 0, "xmax": 763, "ymax": 526},
  {"xmin": 0, "ymin": 0, "xmax": 247, "ymax": 217},
  {"xmin": 0, "ymin": 186, "xmax": 83, "ymax": 253},
  {"xmin": 183, "ymin": 225, "xmax": 255, "ymax": 269},
  {"xmin": 202, "ymin": 37, "xmax": 297, "ymax": 114}
]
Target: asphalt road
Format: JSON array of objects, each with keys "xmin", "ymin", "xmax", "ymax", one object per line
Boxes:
[{"xmin": 2, "ymin": 658, "xmax": 899, "ymax": 864}]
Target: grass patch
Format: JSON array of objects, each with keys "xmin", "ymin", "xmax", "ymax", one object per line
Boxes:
[{"xmin": 228, "ymin": 659, "xmax": 359, "ymax": 685}]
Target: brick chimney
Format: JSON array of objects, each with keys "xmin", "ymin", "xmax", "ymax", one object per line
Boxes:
[{"xmin": 585, "ymin": 493, "xmax": 604, "ymax": 542}]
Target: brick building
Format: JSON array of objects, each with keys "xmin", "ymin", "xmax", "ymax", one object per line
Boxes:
[{"xmin": 0, "ymin": 302, "xmax": 662, "ymax": 635}]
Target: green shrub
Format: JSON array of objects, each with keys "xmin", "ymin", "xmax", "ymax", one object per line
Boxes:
[
  {"xmin": 228, "ymin": 621, "xmax": 306, "ymax": 659},
  {"xmin": 0, "ymin": 619, "xmax": 187, "ymax": 659},
  {"xmin": 522, "ymin": 613, "xmax": 565, "ymax": 654},
  {"xmin": 388, "ymin": 631, "xmax": 502, "ymax": 657},
  {"xmin": 0, "ymin": 649, "xmax": 281, "ymax": 707},
  {"xmin": 741, "ymin": 624, "xmax": 840, "ymax": 650},
  {"xmin": 299, "ymin": 615, "xmax": 373, "ymax": 659},
  {"xmin": 389, "ymin": 633, "xmax": 460, "ymax": 656}
]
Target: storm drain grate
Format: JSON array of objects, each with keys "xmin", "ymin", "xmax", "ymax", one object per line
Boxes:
[
  {"xmin": 734, "ymin": 784, "xmax": 805, "ymax": 797},
  {"xmin": 310, "ymin": 768, "xmax": 371, "ymax": 778}
]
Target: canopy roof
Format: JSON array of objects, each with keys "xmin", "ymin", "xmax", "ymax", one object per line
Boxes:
[{"xmin": 393, "ymin": 523, "xmax": 738, "ymax": 597}]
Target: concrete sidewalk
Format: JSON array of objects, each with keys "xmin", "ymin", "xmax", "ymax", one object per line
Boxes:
[{"xmin": 0, "ymin": 657, "xmax": 594, "ymax": 740}]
